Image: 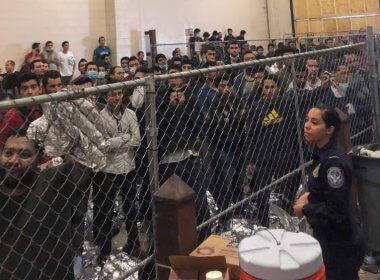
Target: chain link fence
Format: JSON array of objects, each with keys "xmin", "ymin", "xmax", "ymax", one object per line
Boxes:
[{"xmin": 0, "ymin": 30, "xmax": 379, "ymax": 280}]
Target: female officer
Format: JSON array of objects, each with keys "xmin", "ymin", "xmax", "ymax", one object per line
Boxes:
[{"xmin": 294, "ymin": 105, "xmax": 365, "ymax": 279}]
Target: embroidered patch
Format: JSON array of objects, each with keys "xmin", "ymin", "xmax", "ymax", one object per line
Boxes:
[
  {"xmin": 326, "ymin": 167, "xmax": 345, "ymax": 189},
  {"xmin": 312, "ymin": 164, "xmax": 321, "ymax": 177}
]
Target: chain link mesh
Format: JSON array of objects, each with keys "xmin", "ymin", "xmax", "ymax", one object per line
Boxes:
[{"xmin": 0, "ymin": 36, "xmax": 378, "ymax": 280}]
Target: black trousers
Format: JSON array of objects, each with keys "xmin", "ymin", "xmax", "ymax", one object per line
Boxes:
[
  {"xmin": 92, "ymin": 171, "xmax": 140, "ymax": 256},
  {"xmin": 249, "ymin": 162, "xmax": 300, "ymax": 227}
]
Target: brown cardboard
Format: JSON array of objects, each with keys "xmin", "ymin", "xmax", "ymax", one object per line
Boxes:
[
  {"xmin": 168, "ymin": 256, "xmax": 230, "ymax": 280},
  {"xmin": 189, "ymin": 235, "xmax": 239, "ymax": 279}
]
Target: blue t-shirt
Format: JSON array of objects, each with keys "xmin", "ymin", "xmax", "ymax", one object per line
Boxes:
[{"xmin": 93, "ymin": 46, "xmax": 111, "ymax": 66}]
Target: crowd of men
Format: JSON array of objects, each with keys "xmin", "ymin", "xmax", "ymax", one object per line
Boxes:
[{"xmin": 0, "ymin": 29, "xmax": 373, "ymax": 279}]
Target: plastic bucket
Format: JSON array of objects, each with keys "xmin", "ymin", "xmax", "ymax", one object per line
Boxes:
[{"xmin": 239, "ymin": 229, "xmax": 324, "ymax": 280}]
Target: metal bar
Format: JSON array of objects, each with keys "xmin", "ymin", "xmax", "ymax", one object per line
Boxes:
[
  {"xmin": 366, "ymin": 26, "xmax": 380, "ymax": 142},
  {"xmin": 290, "ymin": 59, "xmax": 308, "ymax": 191},
  {"xmin": 0, "ymin": 43, "xmax": 364, "ymax": 112},
  {"xmin": 196, "ymin": 125, "xmax": 373, "ymax": 230},
  {"xmin": 0, "ymin": 77, "xmax": 149, "ymax": 110},
  {"xmin": 143, "ymin": 74, "xmax": 160, "ymax": 278},
  {"xmin": 115, "ymin": 255, "xmax": 154, "ymax": 280}
]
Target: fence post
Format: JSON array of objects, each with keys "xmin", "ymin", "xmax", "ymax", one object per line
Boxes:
[
  {"xmin": 290, "ymin": 59, "xmax": 307, "ymax": 189},
  {"xmin": 144, "ymin": 74, "xmax": 160, "ymax": 278},
  {"xmin": 366, "ymin": 26, "xmax": 380, "ymax": 142}
]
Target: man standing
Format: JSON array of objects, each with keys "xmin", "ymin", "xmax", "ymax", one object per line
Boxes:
[
  {"xmin": 189, "ymin": 28, "xmax": 203, "ymax": 58},
  {"xmin": 93, "ymin": 36, "xmax": 111, "ymax": 66},
  {"xmin": 58, "ymin": 41, "xmax": 76, "ymax": 86},
  {"xmin": 24, "ymin": 43, "xmax": 42, "ymax": 66},
  {"xmin": 42, "ymin": 41, "xmax": 60, "ymax": 71},
  {"xmin": 93, "ymin": 83, "xmax": 145, "ymax": 265},
  {"xmin": 224, "ymin": 28, "xmax": 235, "ymax": 42},
  {"xmin": 137, "ymin": 51, "xmax": 148, "ymax": 67}
]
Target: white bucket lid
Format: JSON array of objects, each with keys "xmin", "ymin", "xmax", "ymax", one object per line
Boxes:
[{"xmin": 239, "ymin": 229, "xmax": 323, "ymax": 280}]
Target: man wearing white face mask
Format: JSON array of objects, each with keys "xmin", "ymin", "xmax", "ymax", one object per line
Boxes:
[{"xmin": 124, "ymin": 56, "xmax": 140, "ymax": 81}]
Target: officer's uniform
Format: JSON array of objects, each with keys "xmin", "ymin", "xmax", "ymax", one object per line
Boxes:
[{"xmin": 303, "ymin": 139, "xmax": 365, "ymax": 280}]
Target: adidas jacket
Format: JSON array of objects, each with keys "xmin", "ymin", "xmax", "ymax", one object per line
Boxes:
[{"xmin": 244, "ymin": 95, "xmax": 300, "ymax": 171}]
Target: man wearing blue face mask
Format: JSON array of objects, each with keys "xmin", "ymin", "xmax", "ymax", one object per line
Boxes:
[
  {"xmin": 85, "ymin": 61, "xmax": 99, "ymax": 85},
  {"xmin": 155, "ymin": 53, "xmax": 168, "ymax": 74}
]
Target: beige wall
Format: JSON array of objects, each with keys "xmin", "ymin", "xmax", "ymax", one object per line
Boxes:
[
  {"xmin": 0, "ymin": 0, "xmax": 292, "ymax": 72},
  {"xmin": 0, "ymin": 0, "xmax": 107, "ymax": 75}
]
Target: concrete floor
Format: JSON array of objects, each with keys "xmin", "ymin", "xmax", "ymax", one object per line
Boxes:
[{"xmin": 360, "ymin": 270, "xmax": 380, "ymax": 280}]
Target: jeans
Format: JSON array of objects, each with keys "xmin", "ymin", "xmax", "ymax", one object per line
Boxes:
[{"xmin": 92, "ymin": 171, "xmax": 140, "ymax": 256}]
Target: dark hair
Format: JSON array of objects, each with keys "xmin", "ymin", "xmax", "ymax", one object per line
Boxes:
[
  {"xmin": 72, "ymin": 77, "xmax": 93, "ymax": 86},
  {"xmin": 202, "ymin": 61, "xmax": 217, "ymax": 68},
  {"xmin": 170, "ymin": 57, "xmax": 182, "ymax": 64},
  {"xmin": 168, "ymin": 64, "xmax": 182, "ymax": 72},
  {"xmin": 61, "ymin": 41, "xmax": 69, "ymax": 47},
  {"xmin": 243, "ymin": 50, "xmax": 254, "ymax": 57},
  {"xmin": 263, "ymin": 74, "xmax": 279, "ymax": 85},
  {"xmin": 101, "ymin": 54, "xmax": 110, "ymax": 60},
  {"xmin": 240, "ymin": 30, "xmax": 246, "ymax": 35},
  {"xmin": 135, "ymin": 67, "xmax": 150, "ymax": 75},
  {"xmin": 325, "ymin": 38, "xmax": 333, "ymax": 44},
  {"xmin": 7, "ymin": 127, "xmax": 40, "ymax": 153},
  {"xmin": 255, "ymin": 54, "xmax": 266, "ymax": 60},
  {"xmin": 16, "ymin": 73, "xmax": 40, "ymax": 91},
  {"xmin": 137, "ymin": 51, "xmax": 144, "ymax": 56},
  {"xmin": 203, "ymin": 32, "xmax": 210, "ymax": 38},
  {"xmin": 268, "ymin": 43, "xmax": 275, "ymax": 49},
  {"xmin": 205, "ymin": 45, "xmax": 216, "ymax": 52},
  {"xmin": 215, "ymin": 74, "xmax": 232, "ymax": 87},
  {"xmin": 181, "ymin": 59, "xmax": 193, "ymax": 67},
  {"xmin": 109, "ymin": 66, "xmax": 122, "ymax": 76},
  {"xmin": 172, "ymin": 49, "xmax": 180, "ymax": 57},
  {"xmin": 42, "ymin": 70, "xmax": 61, "ymax": 87},
  {"xmin": 151, "ymin": 66, "xmax": 161, "ymax": 73},
  {"xmin": 194, "ymin": 28, "xmax": 200, "ymax": 34},
  {"xmin": 256, "ymin": 45, "xmax": 264, "ymax": 51},
  {"xmin": 30, "ymin": 59, "xmax": 43, "ymax": 70},
  {"xmin": 212, "ymin": 30, "xmax": 218, "ymax": 36},
  {"xmin": 85, "ymin": 61, "xmax": 98, "ymax": 72},
  {"xmin": 6, "ymin": 60, "xmax": 15, "ymax": 66},
  {"xmin": 313, "ymin": 105, "xmax": 341, "ymax": 134},
  {"xmin": 155, "ymin": 53, "xmax": 166, "ymax": 63},
  {"xmin": 227, "ymin": 28, "xmax": 232, "ymax": 32},
  {"xmin": 121, "ymin": 56, "xmax": 129, "ymax": 62},
  {"xmin": 107, "ymin": 78, "xmax": 121, "ymax": 85},
  {"xmin": 78, "ymin": 58, "xmax": 87, "ymax": 65},
  {"xmin": 32, "ymin": 42, "xmax": 40, "ymax": 49},
  {"xmin": 295, "ymin": 59, "xmax": 307, "ymax": 73},
  {"xmin": 45, "ymin": 41, "xmax": 53, "ymax": 47},
  {"xmin": 276, "ymin": 46, "xmax": 297, "ymax": 57},
  {"xmin": 98, "ymin": 36, "xmax": 105, "ymax": 42},
  {"xmin": 228, "ymin": 40, "xmax": 239, "ymax": 48}
]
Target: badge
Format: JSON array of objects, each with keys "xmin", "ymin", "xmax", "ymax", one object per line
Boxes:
[
  {"xmin": 312, "ymin": 164, "xmax": 320, "ymax": 177},
  {"xmin": 326, "ymin": 167, "xmax": 345, "ymax": 189}
]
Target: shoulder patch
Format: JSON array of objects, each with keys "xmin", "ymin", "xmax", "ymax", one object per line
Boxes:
[{"xmin": 326, "ymin": 166, "xmax": 345, "ymax": 189}]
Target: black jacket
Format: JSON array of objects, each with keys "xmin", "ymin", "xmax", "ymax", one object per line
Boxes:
[
  {"xmin": 156, "ymin": 88, "xmax": 204, "ymax": 160},
  {"xmin": 206, "ymin": 93, "xmax": 246, "ymax": 152},
  {"xmin": 0, "ymin": 161, "xmax": 91, "ymax": 280},
  {"xmin": 244, "ymin": 95, "xmax": 299, "ymax": 171}
]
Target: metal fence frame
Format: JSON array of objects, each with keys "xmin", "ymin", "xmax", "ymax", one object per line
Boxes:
[{"xmin": 0, "ymin": 29, "xmax": 379, "ymax": 280}]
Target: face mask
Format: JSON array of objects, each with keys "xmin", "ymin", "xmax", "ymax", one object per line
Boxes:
[
  {"xmin": 98, "ymin": 72, "xmax": 106, "ymax": 79},
  {"xmin": 123, "ymin": 66, "xmax": 129, "ymax": 73},
  {"xmin": 129, "ymin": 67, "xmax": 137, "ymax": 75},
  {"xmin": 159, "ymin": 64, "xmax": 168, "ymax": 71},
  {"xmin": 87, "ymin": 71, "xmax": 98, "ymax": 80}
]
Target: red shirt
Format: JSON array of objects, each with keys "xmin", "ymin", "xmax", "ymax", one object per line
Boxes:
[
  {"xmin": 25, "ymin": 52, "xmax": 42, "ymax": 65},
  {"xmin": 0, "ymin": 107, "xmax": 42, "ymax": 146}
]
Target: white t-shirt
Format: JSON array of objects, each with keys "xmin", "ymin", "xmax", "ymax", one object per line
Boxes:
[{"xmin": 58, "ymin": 51, "xmax": 75, "ymax": 76}]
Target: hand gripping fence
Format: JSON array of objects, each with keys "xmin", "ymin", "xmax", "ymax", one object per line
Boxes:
[{"xmin": 0, "ymin": 34, "xmax": 378, "ymax": 280}]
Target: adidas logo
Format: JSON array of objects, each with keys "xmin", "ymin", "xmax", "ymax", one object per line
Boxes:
[{"xmin": 262, "ymin": 109, "xmax": 283, "ymax": 126}]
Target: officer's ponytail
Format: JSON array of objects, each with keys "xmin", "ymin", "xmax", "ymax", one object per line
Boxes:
[{"xmin": 314, "ymin": 105, "xmax": 341, "ymax": 135}]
